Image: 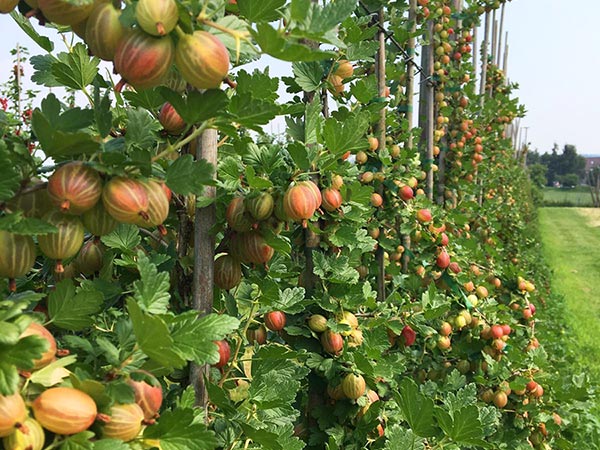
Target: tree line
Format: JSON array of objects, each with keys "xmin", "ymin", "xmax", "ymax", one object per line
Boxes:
[{"xmin": 526, "ymin": 144, "xmax": 588, "ymax": 187}]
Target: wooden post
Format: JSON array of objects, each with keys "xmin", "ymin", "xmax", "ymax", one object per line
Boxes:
[
  {"xmin": 472, "ymin": 26, "xmax": 478, "ymax": 86},
  {"xmin": 479, "ymin": 12, "xmax": 490, "ymax": 100},
  {"xmin": 190, "ymin": 128, "xmax": 218, "ymax": 409},
  {"xmin": 490, "ymin": 10, "xmax": 497, "ymax": 66},
  {"xmin": 503, "ymin": 38, "xmax": 509, "ymax": 82},
  {"xmin": 402, "ymin": 0, "xmax": 417, "ymax": 272},
  {"xmin": 497, "ymin": 3, "xmax": 506, "ymax": 66},
  {"xmin": 417, "ymin": 20, "xmax": 435, "ymax": 201},
  {"xmin": 375, "ymin": 7, "xmax": 386, "ymax": 301}
]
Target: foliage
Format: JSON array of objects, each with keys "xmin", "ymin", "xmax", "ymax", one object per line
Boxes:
[{"xmin": 0, "ymin": 0, "xmax": 598, "ymax": 449}]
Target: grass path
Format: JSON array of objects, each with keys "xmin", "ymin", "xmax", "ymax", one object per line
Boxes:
[{"xmin": 538, "ymin": 208, "xmax": 600, "ymax": 377}]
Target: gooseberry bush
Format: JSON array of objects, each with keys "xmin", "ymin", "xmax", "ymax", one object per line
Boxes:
[{"xmin": 0, "ymin": 0, "xmax": 598, "ymax": 449}]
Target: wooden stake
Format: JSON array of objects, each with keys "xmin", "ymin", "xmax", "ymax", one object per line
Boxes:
[
  {"xmin": 423, "ymin": 21, "xmax": 435, "ymax": 201},
  {"xmin": 479, "ymin": 12, "xmax": 490, "ymax": 100},
  {"xmin": 491, "ymin": 10, "xmax": 497, "ymax": 66},
  {"xmin": 497, "ymin": 3, "xmax": 506, "ymax": 66},
  {"xmin": 375, "ymin": 7, "xmax": 386, "ymax": 302},
  {"xmin": 190, "ymin": 128, "xmax": 218, "ymax": 410},
  {"xmin": 472, "ymin": 25, "xmax": 478, "ymax": 86}
]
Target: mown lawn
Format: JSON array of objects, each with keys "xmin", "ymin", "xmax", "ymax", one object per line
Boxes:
[
  {"xmin": 538, "ymin": 208, "xmax": 600, "ymax": 378},
  {"xmin": 542, "ymin": 187, "xmax": 595, "ymax": 207}
]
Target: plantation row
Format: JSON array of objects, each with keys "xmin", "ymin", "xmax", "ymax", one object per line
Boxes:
[{"xmin": 0, "ymin": 0, "xmax": 598, "ymax": 449}]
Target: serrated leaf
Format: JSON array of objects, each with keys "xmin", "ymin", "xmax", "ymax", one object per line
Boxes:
[
  {"xmin": 245, "ymin": 165, "xmax": 273, "ymax": 189},
  {"xmin": 48, "ymin": 280, "xmax": 103, "ymax": 331},
  {"xmin": 170, "ymin": 312, "xmax": 239, "ymax": 365},
  {"xmin": 435, "ymin": 406, "xmax": 489, "ymax": 447},
  {"xmin": 252, "ymin": 23, "xmax": 337, "ymax": 62},
  {"xmin": 322, "ymin": 111, "xmax": 370, "ymax": 154},
  {"xmin": 60, "ymin": 431, "xmax": 95, "ymax": 450},
  {"xmin": 132, "ymin": 250, "xmax": 170, "ymax": 314},
  {"xmin": 101, "ymin": 224, "xmax": 141, "ymax": 252},
  {"xmin": 237, "ymin": 0, "xmax": 285, "ymax": 22},
  {"xmin": 0, "ymin": 360, "xmax": 19, "ymax": 395},
  {"xmin": 0, "ymin": 147, "xmax": 21, "ymax": 202},
  {"xmin": 93, "ymin": 439, "xmax": 131, "ymax": 450},
  {"xmin": 227, "ymin": 94, "xmax": 279, "ymax": 129},
  {"xmin": 395, "ymin": 378, "xmax": 436, "ymax": 437},
  {"xmin": 52, "ymin": 43, "xmax": 99, "ymax": 90},
  {"xmin": 143, "ymin": 409, "xmax": 218, "ymax": 450},
  {"xmin": 293, "ymin": 62, "xmax": 323, "ymax": 93},
  {"xmin": 158, "ymin": 88, "xmax": 229, "ymax": 125},
  {"xmin": 125, "ymin": 108, "xmax": 159, "ymax": 150},
  {"xmin": 166, "ymin": 154, "xmax": 214, "ymax": 196},
  {"xmin": 384, "ymin": 425, "xmax": 425, "ymax": 450},
  {"xmin": 236, "ymin": 69, "xmax": 279, "ymax": 102},
  {"xmin": 126, "ymin": 298, "xmax": 185, "ymax": 369},
  {"xmin": 30, "ymin": 54, "xmax": 61, "ymax": 87},
  {"xmin": 10, "ymin": 11, "xmax": 54, "ymax": 52},
  {"xmin": 239, "ymin": 423, "xmax": 283, "ymax": 450},
  {"xmin": 29, "ymin": 355, "xmax": 77, "ymax": 387},
  {"xmin": 94, "ymin": 86, "xmax": 113, "ymax": 138}
]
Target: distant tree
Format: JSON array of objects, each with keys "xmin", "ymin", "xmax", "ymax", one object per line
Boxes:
[
  {"xmin": 528, "ymin": 163, "xmax": 547, "ymax": 187},
  {"xmin": 526, "ymin": 149, "xmax": 541, "ymax": 166},
  {"xmin": 540, "ymin": 144, "xmax": 560, "ymax": 186},
  {"xmin": 538, "ymin": 144, "xmax": 586, "ymax": 186},
  {"xmin": 560, "ymin": 145, "xmax": 586, "ymax": 179},
  {"xmin": 558, "ymin": 173, "xmax": 579, "ymax": 187}
]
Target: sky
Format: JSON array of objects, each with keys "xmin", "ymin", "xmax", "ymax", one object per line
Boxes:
[{"xmin": 1, "ymin": 0, "xmax": 599, "ymax": 155}]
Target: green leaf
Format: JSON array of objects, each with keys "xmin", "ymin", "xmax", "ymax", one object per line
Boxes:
[
  {"xmin": 239, "ymin": 423, "xmax": 283, "ymax": 450},
  {"xmin": 0, "ymin": 360, "xmax": 19, "ymax": 396},
  {"xmin": 287, "ymin": 142, "xmax": 311, "ymax": 171},
  {"xmin": 435, "ymin": 406, "xmax": 489, "ymax": 447},
  {"xmin": 313, "ymin": 253, "xmax": 359, "ymax": 284},
  {"xmin": 93, "ymin": 439, "xmax": 131, "ymax": 450},
  {"xmin": 101, "ymin": 224, "xmax": 141, "ymax": 252},
  {"xmin": 268, "ymin": 287, "xmax": 305, "ymax": 314},
  {"xmin": 237, "ymin": 0, "xmax": 285, "ymax": 22},
  {"xmin": 293, "ymin": 62, "xmax": 323, "ymax": 93},
  {"xmin": 293, "ymin": 0, "xmax": 357, "ymax": 38},
  {"xmin": 170, "ymin": 312, "xmax": 240, "ymax": 365},
  {"xmin": 123, "ymin": 88, "xmax": 164, "ymax": 111},
  {"xmin": 165, "ymin": 154, "xmax": 214, "ymax": 196},
  {"xmin": 1, "ymin": 335, "xmax": 47, "ymax": 371},
  {"xmin": 48, "ymin": 280, "xmax": 103, "ymax": 331},
  {"xmin": 132, "ymin": 250, "xmax": 171, "ymax": 314},
  {"xmin": 322, "ymin": 111, "xmax": 370, "ymax": 154},
  {"xmin": 59, "ymin": 431, "xmax": 95, "ymax": 450},
  {"xmin": 143, "ymin": 409, "xmax": 218, "ymax": 450},
  {"xmin": 52, "ymin": 43, "xmax": 99, "ymax": 90},
  {"xmin": 395, "ymin": 378, "xmax": 437, "ymax": 438},
  {"xmin": 245, "ymin": 166, "xmax": 273, "ymax": 189},
  {"xmin": 126, "ymin": 298, "xmax": 185, "ymax": 369},
  {"xmin": 30, "ymin": 54, "xmax": 61, "ymax": 87},
  {"xmin": 125, "ymin": 108, "xmax": 159, "ymax": 150},
  {"xmin": 227, "ymin": 94, "xmax": 280, "ymax": 129},
  {"xmin": 304, "ymin": 97, "xmax": 322, "ymax": 145},
  {"xmin": 94, "ymin": 86, "xmax": 113, "ymax": 138},
  {"xmin": 384, "ymin": 425, "xmax": 425, "ymax": 450},
  {"xmin": 158, "ymin": 88, "xmax": 229, "ymax": 125},
  {"xmin": 0, "ymin": 146, "xmax": 21, "ymax": 202},
  {"xmin": 236, "ymin": 69, "xmax": 279, "ymax": 102},
  {"xmin": 29, "ymin": 355, "xmax": 77, "ymax": 388},
  {"xmin": 252, "ymin": 23, "xmax": 337, "ymax": 62},
  {"xmin": 10, "ymin": 11, "xmax": 54, "ymax": 52}
]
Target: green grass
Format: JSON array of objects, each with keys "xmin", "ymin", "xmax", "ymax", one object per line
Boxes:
[
  {"xmin": 538, "ymin": 207, "xmax": 600, "ymax": 378},
  {"xmin": 542, "ymin": 187, "xmax": 595, "ymax": 207}
]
